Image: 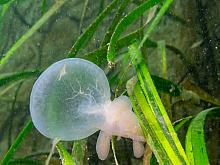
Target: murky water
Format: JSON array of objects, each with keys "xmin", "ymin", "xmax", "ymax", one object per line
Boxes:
[{"xmin": 0, "ymin": 0, "xmax": 219, "ymax": 164}]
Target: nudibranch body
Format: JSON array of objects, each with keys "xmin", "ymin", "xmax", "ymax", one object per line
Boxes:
[{"xmin": 30, "ymin": 58, "xmax": 145, "ymax": 160}]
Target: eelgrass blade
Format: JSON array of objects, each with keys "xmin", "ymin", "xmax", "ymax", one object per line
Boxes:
[
  {"xmin": 0, "ymin": 0, "xmax": 12, "ymax": 5},
  {"xmin": 72, "ymin": 140, "xmax": 87, "ymax": 165},
  {"xmin": 139, "ymin": 0, "xmax": 173, "ymax": 48},
  {"xmin": 1, "ymin": 120, "xmax": 33, "ymax": 165},
  {"xmin": 41, "ymin": 0, "xmax": 47, "ymax": 15},
  {"xmin": 127, "ymin": 79, "xmax": 172, "ymax": 164},
  {"xmin": 173, "ymin": 116, "xmax": 193, "ymax": 132},
  {"xmin": 185, "ymin": 107, "xmax": 220, "ymax": 165},
  {"xmin": 56, "ymin": 142, "xmax": 76, "ymax": 165},
  {"xmin": 0, "ymin": 70, "xmax": 41, "ymax": 87},
  {"xmin": 157, "ymin": 40, "xmax": 171, "ymax": 117},
  {"xmin": 107, "ymin": 0, "xmax": 160, "ymax": 64},
  {"xmin": 101, "ymin": 0, "xmax": 130, "ymax": 46},
  {"xmin": 0, "ymin": 0, "xmax": 14, "ymax": 31},
  {"xmin": 127, "ymin": 43, "xmax": 189, "ymax": 164},
  {"xmin": 0, "ymin": 0, "xmax": 67, "ymax": 68},
  {"xmin": 67, "ymin": 0, "xmax": 120, "ymax": 58},
  {"xmin": 78, "ymin": 0, "xmax": 89, "ymax": 35}
]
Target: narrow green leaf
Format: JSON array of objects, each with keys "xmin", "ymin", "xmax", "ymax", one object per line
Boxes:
[
  {"xmin": 101, "ymin": 0, "xmax": 130, "ymax": 46},
  {"xmin": 0, "ymin": 1, "xmax": 15, "ymax": 43},
  {"xmin": 0, "ymin": 0, "xmax": 12, "ymax": 5},
  {"xmin": 128, "ymin": 42, "xmax": 189, "ymax": 164},
  {"xmin": 72, "ymin": 140, "xmax": 87, "ymax": 165},
  {"xmin": 0, "ymin": 80, "xmax": 19, "ymax": 96},
  {"xmin": 0, "ymin": 0, "xmax": 67, "ymax": 68},
  {"xmin": 56, "ymin": 142, "xmax": 75, "ymax": 165},
  {"xmin": 139, "ymin": 0, "xmax": 173, "ymax": 48},
  {"xmin": 78, "ymin": 0, "xmax": 89, "ymax": 35},
  {"xmin": 0, "ymin": 0, "xmax": 14, "ymax": 22},
  {"xmin": 0, "ymin": 70, "xmax": 41, "ymax": 87},
  {"xmin": 1, "ymin": 120, "xmax": 33, "ymax": 165},
  {"xmin": 41, "ymin": 0, "xmax": 47, "ymax": 15},
  {"xmin": 185, "ymin": 107, "xmax": 220, "ymax": 165},
  {"xmin": 127, "ymin": 79, "xmax": 172, "ymax": 164},
  {"xmin": 157, "ymin": 40, "xmax": 172, "ymax": 117},
  {"xmin": 107, "ymin": 0, "xmax": 160, "ymax": 64},
  {"xmin": 67, "ymin": 0, "xmax": 120, "ymax": 58},
  {"xmin": 173, "ymin": 116, "xmax": 193, "ymax": 132}
]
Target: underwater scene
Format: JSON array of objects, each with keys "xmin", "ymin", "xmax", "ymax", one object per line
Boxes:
[{"xmin": 0, "ymin": 0, "xmax": 220, "ymax": 164}]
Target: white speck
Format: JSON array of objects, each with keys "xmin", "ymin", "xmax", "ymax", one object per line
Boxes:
[{"xmin": 58, "ymin": 63, "xmax": 67, "ymax": 80}]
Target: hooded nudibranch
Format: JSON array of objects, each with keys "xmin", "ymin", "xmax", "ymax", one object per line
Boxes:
[{"xmin": 30, "ymin": 58, "xmax": 145, "ymax": 160}]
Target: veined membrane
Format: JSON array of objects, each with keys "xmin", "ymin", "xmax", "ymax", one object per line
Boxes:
[{"xmin": 30, "ymin": 58, "xmax": 110, "ymax": 140}]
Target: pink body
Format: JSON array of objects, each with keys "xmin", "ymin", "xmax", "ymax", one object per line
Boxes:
[{"xmin": 96, "ymin": 96, "xmax": 145, "ymax": 160}]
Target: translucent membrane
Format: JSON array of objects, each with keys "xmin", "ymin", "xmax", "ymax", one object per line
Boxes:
[{"xmin": 30, "ymin": 58, "xmax": 110, "ymax": 140}]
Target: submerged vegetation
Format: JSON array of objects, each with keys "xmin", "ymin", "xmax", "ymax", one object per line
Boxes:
[{"xmin": 0, "ymin": 0, "xmax": 219, "ymax": 164}]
